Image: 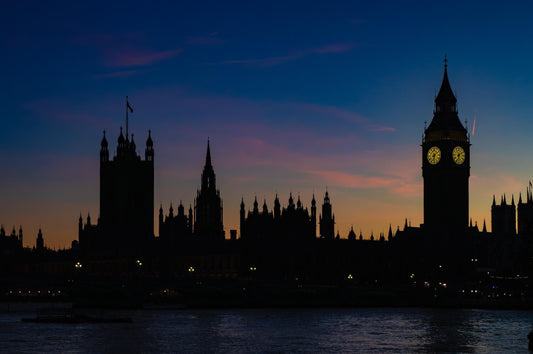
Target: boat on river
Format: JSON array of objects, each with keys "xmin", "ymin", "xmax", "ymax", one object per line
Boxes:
[{"xmin": 21, "ymin": 308, "xmax": 132, "ymax": 323}]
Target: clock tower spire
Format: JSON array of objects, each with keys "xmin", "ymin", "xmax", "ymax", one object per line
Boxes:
[{"xmin": 422, "ymin": 58, "xmax": 470, "ymax": 231}]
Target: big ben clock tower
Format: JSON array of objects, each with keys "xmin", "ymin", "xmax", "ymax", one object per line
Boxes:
[{"xmin": 422, "ymin": 58, "xmax": 470, "ymax": 231}]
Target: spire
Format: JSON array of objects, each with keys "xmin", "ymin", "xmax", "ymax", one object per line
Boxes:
[
  {"xmin": 101, "ymin": 130, "xmax": 108, "ymax": 148},
  {"xmin": 492, "ymin": 195, "xmax": 496, "ymax": 207},
  {"xmin": 253, "ymin": 196, "xmax": 259, "ymax": 213},
  {"xmin": 483, "ymin": 219, "xmax": 487, "ymax": 233},
  {"xmin": 512, "ymin": 194, "xmax": 515, "ymax": 206},
  {"xmin": 435, "ymin": 55, "xmax": 457, "ymax": 108},
  {"xmin": 348, "ymin": 226, "xmax": 356, "ymax": 240},
  {"xmin": 205, "ymin": 139, "xmax": 212, "ymax": 167},
  {"xmin": 519, "ymin": 192, "xmax": 523, "ymax": 204},
  {"xmin": 263, "ymin": 199, "xmax": 268, "ymax": 214},
  {"xmin": 200, "ymin": 139, "xmax": 216, "ymax": 191},
  {"xmin": 130, "ymin": 133, "xmax": 136, "ymax": 152},
  {"xmin": 146, "ymin": 130, "xmax": 153, "ymax": 147},
  {"xmin": 117, "ymin": 127, "xmax": 125, "ymax": 148},
  {"xmin": 425, "ymin": 57, "xmax": 466, "ymax": 138}
]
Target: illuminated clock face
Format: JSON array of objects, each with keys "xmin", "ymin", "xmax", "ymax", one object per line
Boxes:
[
  {"xmin": 453, "ymin": 146, "xmax": 466, "ymax": 165},
  {"xmin": 427, "ymin": 146, "xmax": 441, "ymax": 165}
]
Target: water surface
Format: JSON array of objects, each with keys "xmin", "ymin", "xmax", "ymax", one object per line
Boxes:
[{"xmin": 1, "ymin": 304, "xmax": 531, "ymax": 353}]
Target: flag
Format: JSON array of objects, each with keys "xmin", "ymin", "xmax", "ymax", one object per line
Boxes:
[
  {"xmin": 127, "ymin": 101, "xmax": 133, "ymax": 113},
  {"xmin": 529, "ymin": 180, "xmax": 532, "ymax": 188}
]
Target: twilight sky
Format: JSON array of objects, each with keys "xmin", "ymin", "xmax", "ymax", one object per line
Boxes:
[{"xmin": 2, "ymin": 1, "xmax": 533, "ymax": 248}]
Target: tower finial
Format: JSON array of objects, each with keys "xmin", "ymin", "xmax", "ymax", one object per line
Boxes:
[
  {"xmin": 205, "ymin": 138, "xmax": 212, "ymax": 167},
  {"xmin": 444, "ymin": 54, "xmax": 448, "ymax": 71}
]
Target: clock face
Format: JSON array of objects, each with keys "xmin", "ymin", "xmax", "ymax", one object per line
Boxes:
[
  {"xmin": 452, "ymin": 146, "xmax": 466, "ymax": 165},
  {"xmin": 427, "ymin": 146, "xmax": 441, "ymax": 165}
]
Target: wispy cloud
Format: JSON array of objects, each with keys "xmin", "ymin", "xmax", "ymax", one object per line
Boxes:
[
  {"xmin": 26, "ymin": 99, "xmax": 110, "ymax": 127},
  {"xmin": 75, "ymin": 32, "xmax": 182, "ymax": 69},
  {"xmin": 104, "ymin": 49, "xmax": 182, "ymax": 68},
  {"xmin": 282, "ymin": 102, "xmax": 395, "ymax": 132},
  {"xmin": 188, "ymin": 32, "xmax": 225, "ymax": 45},
  {"xmin": 312, "ymin": 43, "xmax": 355, "ymax": 54},
  {"xmin": 219, "ymin": 55, "xmax": 297, "ymax": 67},
  {"xmin": 94, "ymin": 68, "xmax": 157, "ymax": 79},
  {"xmin": 307, "ymin": 170, "xmax": 395, "ymax": 189},
  {"xmin": 215, "ymin": 42, "xmax": 356, "ymax": 67}
]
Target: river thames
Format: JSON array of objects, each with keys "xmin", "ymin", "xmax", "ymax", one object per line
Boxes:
[{"xmin": 1, "ymin": 304, "xmax": 532, "ymax": 352}]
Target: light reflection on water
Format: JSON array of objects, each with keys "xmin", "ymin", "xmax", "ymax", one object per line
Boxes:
[{"xmin": 1, "ymin": 305, "xmax": 532, "ymax": 353}]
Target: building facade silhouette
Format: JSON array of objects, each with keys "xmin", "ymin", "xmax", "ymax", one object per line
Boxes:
[
  {"xmin": 0, "ymin": 226, "xmax": 23, "ymax": 255},
  {"xmin": 159, "ymin": 202, "xmax": 193, "ymax": 246},
  {"xmin": 240, "ymin": 192, "xmax": 324, "ymax": 242},
  {"xmin": 491, "ymin": 194, "xmax": 516, "ymax": 236},
  {"xmin": 518, "ymin": 187, "xmax": 533, "ymax": 238}
]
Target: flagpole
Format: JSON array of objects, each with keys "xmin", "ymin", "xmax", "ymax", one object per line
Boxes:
[{"xmin": 126, "ymin": 96, "xmax": 129, "ymax": 139}]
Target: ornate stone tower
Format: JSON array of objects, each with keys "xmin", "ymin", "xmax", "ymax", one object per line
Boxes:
[
  {"xmin": 422, "ymin": 59, "xmax": 470, "ymax": 231},
  {"xmin": 194, "ymin": 140, "xmax": 224, "ymax": 240},
  {"xmin": 99, "ymin": 128, "xmax": 154, "ymax": 248},
  {"xmin": 319, "ymin": 190, "xmax": 335, "ymax": 239}
]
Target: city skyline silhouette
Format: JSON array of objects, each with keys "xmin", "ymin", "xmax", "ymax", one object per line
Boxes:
[{"xmin": 3, "ymin": 2, "xmax": 533, "ymax": 248}]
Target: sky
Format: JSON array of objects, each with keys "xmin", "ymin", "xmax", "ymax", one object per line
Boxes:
[{"xmin": 2, "ymin": 1, "xmax": 533, "ymax": 248}]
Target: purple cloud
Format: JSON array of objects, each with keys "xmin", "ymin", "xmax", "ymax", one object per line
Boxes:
[
  {"xmin": 104, "ymin": 48, "xmax": 182, "ymax": 68},
  {"xmin": 94, "ymin": 68, "xmax": 157, "ymax": 79},
  {"xmin": 312, "ymin": 43, "xmax": 356, "ymax": 54},
  {"xmin": 75, "ymin": 32, "xmax": 182, "ymax": 68},
  {"xmin": 214, "ymin": 42, "xmax": 355, "ymax": 67},
  {"xmin": 188, "ymin": 32, "xmax": 225, "ymax": 45}
]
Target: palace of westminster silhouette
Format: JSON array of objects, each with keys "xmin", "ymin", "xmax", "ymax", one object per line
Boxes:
[{"xmin": 2, "ymin": 61, "xmax": 533, "ymax": 287}]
